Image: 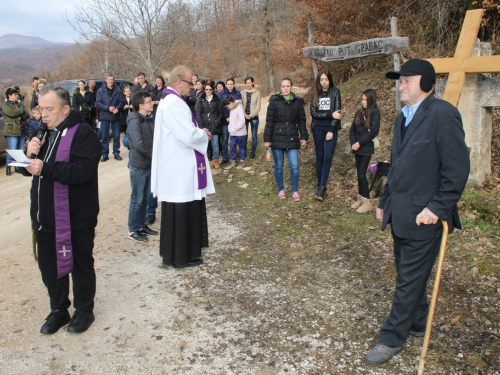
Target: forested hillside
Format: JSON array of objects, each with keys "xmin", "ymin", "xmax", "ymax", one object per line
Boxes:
[{"xmin": 37, "ymin": 0, "xmax": 500, "ymax": 93}]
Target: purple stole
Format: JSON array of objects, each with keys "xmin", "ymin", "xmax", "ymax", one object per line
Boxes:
[
  {"xmin": 54, "ymin": 124, "xmax": 79, "ymax": 278},
  {"xmin": 162, "ymin": 88, "xmax": 207, "ymax": 189}
]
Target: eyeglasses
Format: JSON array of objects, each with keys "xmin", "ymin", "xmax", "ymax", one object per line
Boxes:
[
  {"xmin": 180, "ymin": 79, "xmax": 193, "ymax": 86},
  {"xmin": 205, "ymin": 88, "xmax": 213, "ymax": 91}
]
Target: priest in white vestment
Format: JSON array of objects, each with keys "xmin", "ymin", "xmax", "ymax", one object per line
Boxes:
[{"xmin": 151, "ymin": 65, "xmax": 215, "ymax": 268}]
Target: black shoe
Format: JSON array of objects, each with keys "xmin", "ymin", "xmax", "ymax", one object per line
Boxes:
[
  {"xmin": 128, "ymin": 231, "xmax": 148, "ymax": 242},
  {"xmin": 114, "ymin": 154, "xmax": 122, "ymax": 161},
  {"xmin": 139, "ymin": 225, "xmax": 158, "ymax": 236},
  {"xmin": 173, "ymin": 258, "xmax": 203, "ymax": 269},
  {"xmin": 315, "ymin": 186, "xmax": 326, "ymax": 202},
  {"xmin": 14, "ymin": 167, "xmax": 21, "ymax": 173},
  {"xmin": 409, "ymin": 330, "xmax": 425, "ymax": 337},
  {"xmin": 6, "ymin": 167, "xmax": 11, "ymax": 176},
  {"xmin": 101, "ymin": 156, "xmax": 109, "ymax": 162},
  {"xmin": 40, "ymin": 310, "xmax": 71, "ymax": 334},
  {"xmin": 67, "ymin": 310, "xmax": 95, "ymax": 333},
  {"xmin": 145, "ymin": 215, "xmax": 156, "ymax": 225},
  {"xmin": 220, "ymin": 160, "xmax": 229, "ymax": 165},
  {"xmin": 365, "ymin": 343, "xmax": 402, "ymax": 364}
]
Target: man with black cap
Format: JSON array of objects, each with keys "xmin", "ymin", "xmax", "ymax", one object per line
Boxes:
[{"xmin": 365, "ymin": 59, "xmax": 470, "ymax": 364}]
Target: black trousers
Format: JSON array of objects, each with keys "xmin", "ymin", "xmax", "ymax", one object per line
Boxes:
[
  {"xmin": 379, "ymin": 232, "xmax": 441, "ymax": 347},
  {"xmin": 36, "ymin": 227, "xmax": 96, "ymax": 312},
  {"xmin": 355, "ymin": 154, "xmax": 371, "ymax": 198}
]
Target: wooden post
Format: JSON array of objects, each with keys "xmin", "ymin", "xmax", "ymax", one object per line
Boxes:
[
  {"xmin": 391, "ymin": 17, "xmax": 401, "ymax": 112},
  {"xmin": 308, "ymin": 22, "xmax": 318, "ymax": 80}
]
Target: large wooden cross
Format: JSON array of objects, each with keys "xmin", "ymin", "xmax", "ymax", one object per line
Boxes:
[{"xmin": 426, "ymin": 9, "xmax": 500, "ymax": 107}]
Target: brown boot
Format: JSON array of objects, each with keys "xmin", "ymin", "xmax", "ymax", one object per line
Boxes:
[
  {"xmin": 351, "ymin": 195, "xmax": 362, "ymax": 209},
  {"xmin": 213, "ymin": 159, "xmax": 220, "ymax": 169},
  {"xmin": 356, "ymin": 197, "xmax": 372, "ymax": 213}
]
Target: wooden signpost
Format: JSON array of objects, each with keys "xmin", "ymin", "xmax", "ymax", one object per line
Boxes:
[
  {"xmin": 304, "ymin": 18, "xmax": 407, "ymax": 111},
  {"xmin": 303, "ymin": 37, "xmax": 409, "ymax": 62}
]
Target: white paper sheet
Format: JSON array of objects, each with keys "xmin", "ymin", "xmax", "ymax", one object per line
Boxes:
[
  {"xmin": 8, "ymin": 162, "xmax": 31, "ymax": 167},
  {"xmin": 6, "ymin": 149, "xmax": 29, "ymax": 162}
]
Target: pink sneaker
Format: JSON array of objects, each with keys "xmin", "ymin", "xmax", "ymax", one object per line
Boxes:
[
  {"xmin": 278, "ymin": 190, "xmax": 286, "ymax": 199},
  {"xmin": 291, "ymin": 192, "xmax": 301, "ymax": 202}
]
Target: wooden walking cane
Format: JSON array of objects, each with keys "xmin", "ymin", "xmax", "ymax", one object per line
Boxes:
[{"xmin": 417, "ymin": 220, "xmax": 449, "ymax": 375}]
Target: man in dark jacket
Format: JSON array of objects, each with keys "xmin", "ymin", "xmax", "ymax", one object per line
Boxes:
[
  {"xmin": 364, "ymin": 59, "xmax": 470, "ymax": 364},
  {"xmin": 96, "ymin": 74, "xmax": 125, "ymax": 161},
  {"xmin": 126, "ymin": 91, "xmax": 158, "ymax": 242},
  {"xmin": 24, "ymin": 85, "xmax": 101, "ymax": 335},
  {"xmin": 218, "ymin": 78, "xmax": 241, "ymax": 164},
  {"xmin": 130, "ymin": 72, "xmax": 156, "ymax": 99}
]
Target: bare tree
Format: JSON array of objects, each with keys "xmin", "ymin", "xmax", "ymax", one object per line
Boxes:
[
  {"xmin": 65, "ymin": 0, "xmax": 200, "ymax": 79},
  {"xmin": 238, "ymin": 0, "xmax": 297, "ymax": 92}
]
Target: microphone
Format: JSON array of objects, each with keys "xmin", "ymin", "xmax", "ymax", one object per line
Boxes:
[{"xmin": 31, "ymin": 122, "xmax": 48, "ymax": 159}]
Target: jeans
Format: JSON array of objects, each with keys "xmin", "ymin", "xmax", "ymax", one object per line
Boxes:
[
  {"xmin": 355, "ymin": 154, "xmax": 371, "ymax": 198},
  {"xmin": 230, "ymin": 136, "xmax": 246, "ymax": 161},
  {"xmin": 312, "ymin": 126, "xmax": 338, "ymax": 186},
  {"xmin": 272, "ymin": 148, "xmax": 299, "ymax": 192},
  {"xmin": 6, "ymin": 134, "xmax": 25, "ymax": 164},
  {"xmin": 147, "ymin": 194, "xmax": 158, "ymax": 216},
  {"xmin": 100, "ymin": 120, "xmax": 121, "ymax": 157},
  {"xmin": 211, "ymin": 134, "xmax": 220, "ymax": 160},
  {"xmin": 244, "ymin": 116, "xmax": 259, "ymax": 157},
  {"xmin": 128, "ymin": 166, "xmax": 151, "ymax": 232},
  {"xmin": 221, "ymin": 125, "xmax": 229, "ymax": 161}
]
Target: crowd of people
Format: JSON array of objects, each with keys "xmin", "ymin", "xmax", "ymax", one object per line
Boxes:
[
  {"xmin": 3, "ymin": 69, "xmax": 380, "ymax": 208},
  {"xmin": 4, "ymin": 60, "xmax": 471, "ymax": 369}
]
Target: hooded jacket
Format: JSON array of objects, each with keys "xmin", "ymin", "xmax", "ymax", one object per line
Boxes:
[
  {"xmin": 28, "ymin": 116, "xmax": 41, "ymax": 139},
  {"xmin": 27, "ymin": 111, "xmax": 101, "ymax": 232},
  {"xmin": 228, "ymin": 101, "xmax": 246, "ymax": 136},
  {"xmin": 195, "ymin": 92, "xmax": 224, "ymax": 134},
  {"xmin": 264, "ymin": 93, "xmax": 308, "ymax": 150},
  {"xmin": 126, "ymin": 111, "xmax": 155, "ymax": 169}
]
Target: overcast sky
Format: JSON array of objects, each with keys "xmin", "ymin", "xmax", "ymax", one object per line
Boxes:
[{"xmin": 0, "ymin": 0, "xmax": 83, "ymax": 43}]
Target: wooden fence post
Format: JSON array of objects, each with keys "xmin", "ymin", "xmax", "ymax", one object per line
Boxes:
[{"xmin": 308, "ymin": 22, "xmax": 319, "ymax": 80}]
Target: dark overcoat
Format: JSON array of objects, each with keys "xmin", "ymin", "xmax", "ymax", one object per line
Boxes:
[{"xmin": 378, "ymin": 94, "xmax": 470, "ymax": 240}]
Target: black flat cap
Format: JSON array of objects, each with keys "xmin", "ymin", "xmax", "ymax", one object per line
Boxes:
[{"xmin": 386, "ymin": 59, "xmax": 436, "ymax": 84}]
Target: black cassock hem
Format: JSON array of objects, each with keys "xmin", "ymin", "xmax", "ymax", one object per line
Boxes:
[{"xmin": 159, "ymin": 198, "xmax": 208, "ymax": 267}]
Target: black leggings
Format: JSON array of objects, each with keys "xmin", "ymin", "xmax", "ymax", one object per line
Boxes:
[{"xmin": 355, "ymin": 154, "xmax": 371, "ymax": 198}]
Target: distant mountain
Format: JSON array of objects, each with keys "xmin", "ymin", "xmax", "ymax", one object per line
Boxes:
[
  {"xmin": 0, "ymin": 34, "xmax": 73, "ymax": 50},
  {"xmin": 0, "ymin": 45, "xmax": 72, "ymax": 85}
]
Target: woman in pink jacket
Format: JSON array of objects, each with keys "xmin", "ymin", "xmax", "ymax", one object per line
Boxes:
[{"xmin": 222, "ymin": 96, "xmax": 247, "ymax": 168}]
